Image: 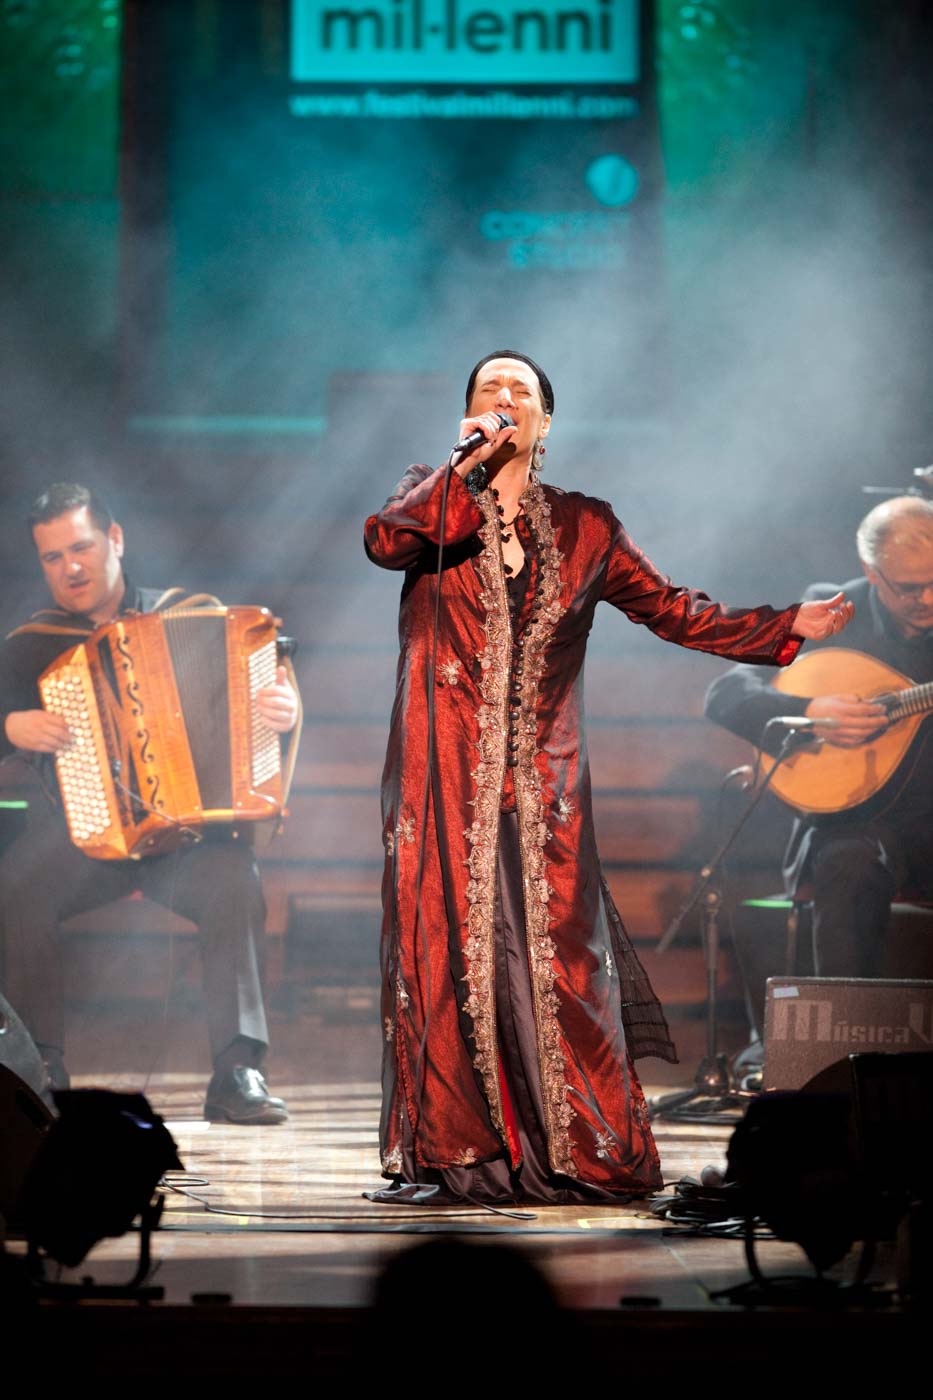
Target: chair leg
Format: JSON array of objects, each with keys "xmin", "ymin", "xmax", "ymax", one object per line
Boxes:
[{"xmin": 784, "ymin": 903, "xmax": 800, "ymax": 976}]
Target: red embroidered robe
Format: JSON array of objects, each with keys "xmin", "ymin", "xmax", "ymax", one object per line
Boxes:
[{"xmin": 365, "ymin": 466, "xmax": 801, "ymax": 1190}]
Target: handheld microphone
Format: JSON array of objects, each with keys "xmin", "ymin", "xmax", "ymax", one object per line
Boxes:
[{"xmin": 452, "ymin": 412, "xmax": 514, "ymax": 456}]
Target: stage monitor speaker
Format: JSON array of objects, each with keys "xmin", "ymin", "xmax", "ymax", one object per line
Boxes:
[
  {"xmin": 0, "ymin": 993, "xmax": 54, "ymax": 1230},
  {"xmin": 763, "ymin": 977, "xmax": 933, "ymax": 1091},
  {"xmin": 0, "ymin": 990, "xmax": 47, "ymax": 1098},
  {"xmin": 0, "ymin": 1073, "xmax": 54, "ymax": 1233}
]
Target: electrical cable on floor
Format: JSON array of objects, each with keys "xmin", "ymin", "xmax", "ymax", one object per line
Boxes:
[
  {"xmin": 161, "ymin": 1177, "xmax": 535, "ymax": 1222},
  {"xmin": 391, "ymin": 450, "xmax": 541, "ymax": 1220},
  {"xmin": 409, "ymin": 453, "xmax": 457, "ymax": 1116}
]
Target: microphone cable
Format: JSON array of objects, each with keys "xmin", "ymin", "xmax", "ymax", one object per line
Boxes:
[
  {"xmin": 408, "ymin": 449, "xmax": 458, "ymax": 1123},
  {"xmin": 399, "ymin": 424, "xmax": 536, "ymax": 1214}
]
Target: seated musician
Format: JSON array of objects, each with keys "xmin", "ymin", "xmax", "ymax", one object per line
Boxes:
[
  {"xmin": 706, "ymin": 495, "xmax": 933, "ymax": 982},
  {"xmin": 0, "ymin": 483, "xmax": 299, "ymax": 1123}
]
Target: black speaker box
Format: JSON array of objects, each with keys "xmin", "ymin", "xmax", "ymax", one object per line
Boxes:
[{"xmin": 763, "ymin": 976, "xmax": 933, "ymax": 1090}]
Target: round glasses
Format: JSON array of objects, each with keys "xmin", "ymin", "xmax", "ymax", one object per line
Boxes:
[{"xmin": 875, "ymin": 564, "xmax": 933, "ymax": 601}]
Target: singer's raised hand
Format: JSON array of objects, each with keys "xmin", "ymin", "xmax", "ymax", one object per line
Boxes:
[{"xmin": 453, "ymin": 412, "xmax": 517, "ymax": 476}]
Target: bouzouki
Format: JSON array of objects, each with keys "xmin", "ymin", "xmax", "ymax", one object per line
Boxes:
[{"xmin": 759, "ymin": 648, "xmax": 933, "ymax": 814}]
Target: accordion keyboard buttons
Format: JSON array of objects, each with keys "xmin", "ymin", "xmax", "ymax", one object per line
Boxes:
[
  {"xmin": 40, "ymin": 664, "xmax": 111, "ymax": 840},
  {"xmin": 247, "ymin": 641, "xmax": 281, "ymax": 787}
]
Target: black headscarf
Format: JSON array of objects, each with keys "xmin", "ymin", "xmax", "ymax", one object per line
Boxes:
[{"xmin": 464, "ymin": 350, "xmax": 555, "ymax": 416}]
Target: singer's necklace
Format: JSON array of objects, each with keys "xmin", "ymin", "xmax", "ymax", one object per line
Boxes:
[{"xmin": 491, "ymin": 488, "xmax": 522, "ymax": 543}]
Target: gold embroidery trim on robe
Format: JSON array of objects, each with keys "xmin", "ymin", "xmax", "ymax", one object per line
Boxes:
[
  {"xmin": 512, "ymin": 478, "xmax": 575, "ymax": 1176},
  {"xmin": 462, "ymin": 475, "xmax": 572, "ymax": 1173},
  {"xmin": 462, "ymin": 496, "xmax": 511, "ymax": 1146}
]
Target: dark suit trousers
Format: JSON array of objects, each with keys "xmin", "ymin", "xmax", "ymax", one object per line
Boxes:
[
  {"xmin": 0, "ymin": 798, "xmax": 269, "ymax": 1059},
  {"xmin": 807, "ymin": 819, "xmax": 933, "ymax": 978}
]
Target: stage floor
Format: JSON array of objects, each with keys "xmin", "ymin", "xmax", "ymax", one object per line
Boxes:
[
  {"xmin": 14, "ymin": 1067, "xmax": 840, "ymax": 1308},
  {"xmin": 7, "ymin": 1015, "xmax": 922, "ymax": 1382}
]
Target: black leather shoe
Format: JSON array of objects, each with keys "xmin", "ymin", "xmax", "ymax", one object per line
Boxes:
[{"xmin": 203, "ymin": 1067, "xmax": 288, "ymax": 1125}]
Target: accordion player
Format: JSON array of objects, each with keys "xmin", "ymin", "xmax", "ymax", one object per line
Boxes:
[{"xmin": 39, "ymin": 603, "xmax": 300, "ymax": 860}]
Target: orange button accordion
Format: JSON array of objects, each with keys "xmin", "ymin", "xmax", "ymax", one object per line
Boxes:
[{"xmin": 39, "ymin": 606, "xmax": 288, "ymax": 859}]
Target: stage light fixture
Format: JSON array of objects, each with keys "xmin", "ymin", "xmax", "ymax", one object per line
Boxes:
[
  {"xmin": 725, "ymin": 1056, "xmax": 933, "ymax": 1300},
  {"xmin": 20, "ymin": 1088, "xmax": 182, "ymax": 1292},
  {"xmin": 726, "ymin": 1091, "xmax": 867, "ymax": 1279}
]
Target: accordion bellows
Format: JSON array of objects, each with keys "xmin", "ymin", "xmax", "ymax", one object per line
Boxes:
[{"xmin": 40, "ymin": 607, "xmax": 284, "ymax": 859}]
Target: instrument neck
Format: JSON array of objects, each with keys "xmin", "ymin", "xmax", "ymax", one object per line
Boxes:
[{"xmin": 885, "ymin": 679, "xmax": 933, "ymax": 721}]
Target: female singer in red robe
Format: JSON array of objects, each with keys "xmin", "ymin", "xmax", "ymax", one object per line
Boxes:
[{"xmin": 364, "ymin": 351, "xmax": 853, "ymax": 1205}]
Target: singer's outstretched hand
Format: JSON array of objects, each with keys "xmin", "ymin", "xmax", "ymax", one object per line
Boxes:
[
  {"xmin": 453, "ymin": 412, "xmax": 517, "ymax": 476},
  {"xmin": 791, "ymin": 590, "xmax": 855, "ymax": 641}
]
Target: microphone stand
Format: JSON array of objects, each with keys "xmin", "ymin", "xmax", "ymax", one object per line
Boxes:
[
  {"xmin": 648, "ymin": 728, "xmax": 813, "ymax": 1124},
  {"xmin": 861, "ymin": 463, "xmax": 933, "ymax": 499}
]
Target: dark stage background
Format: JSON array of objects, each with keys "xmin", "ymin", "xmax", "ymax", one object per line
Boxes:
[{"xmin": 1, "ymin": 0, "xmax": 932, "ymax": 1046}]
